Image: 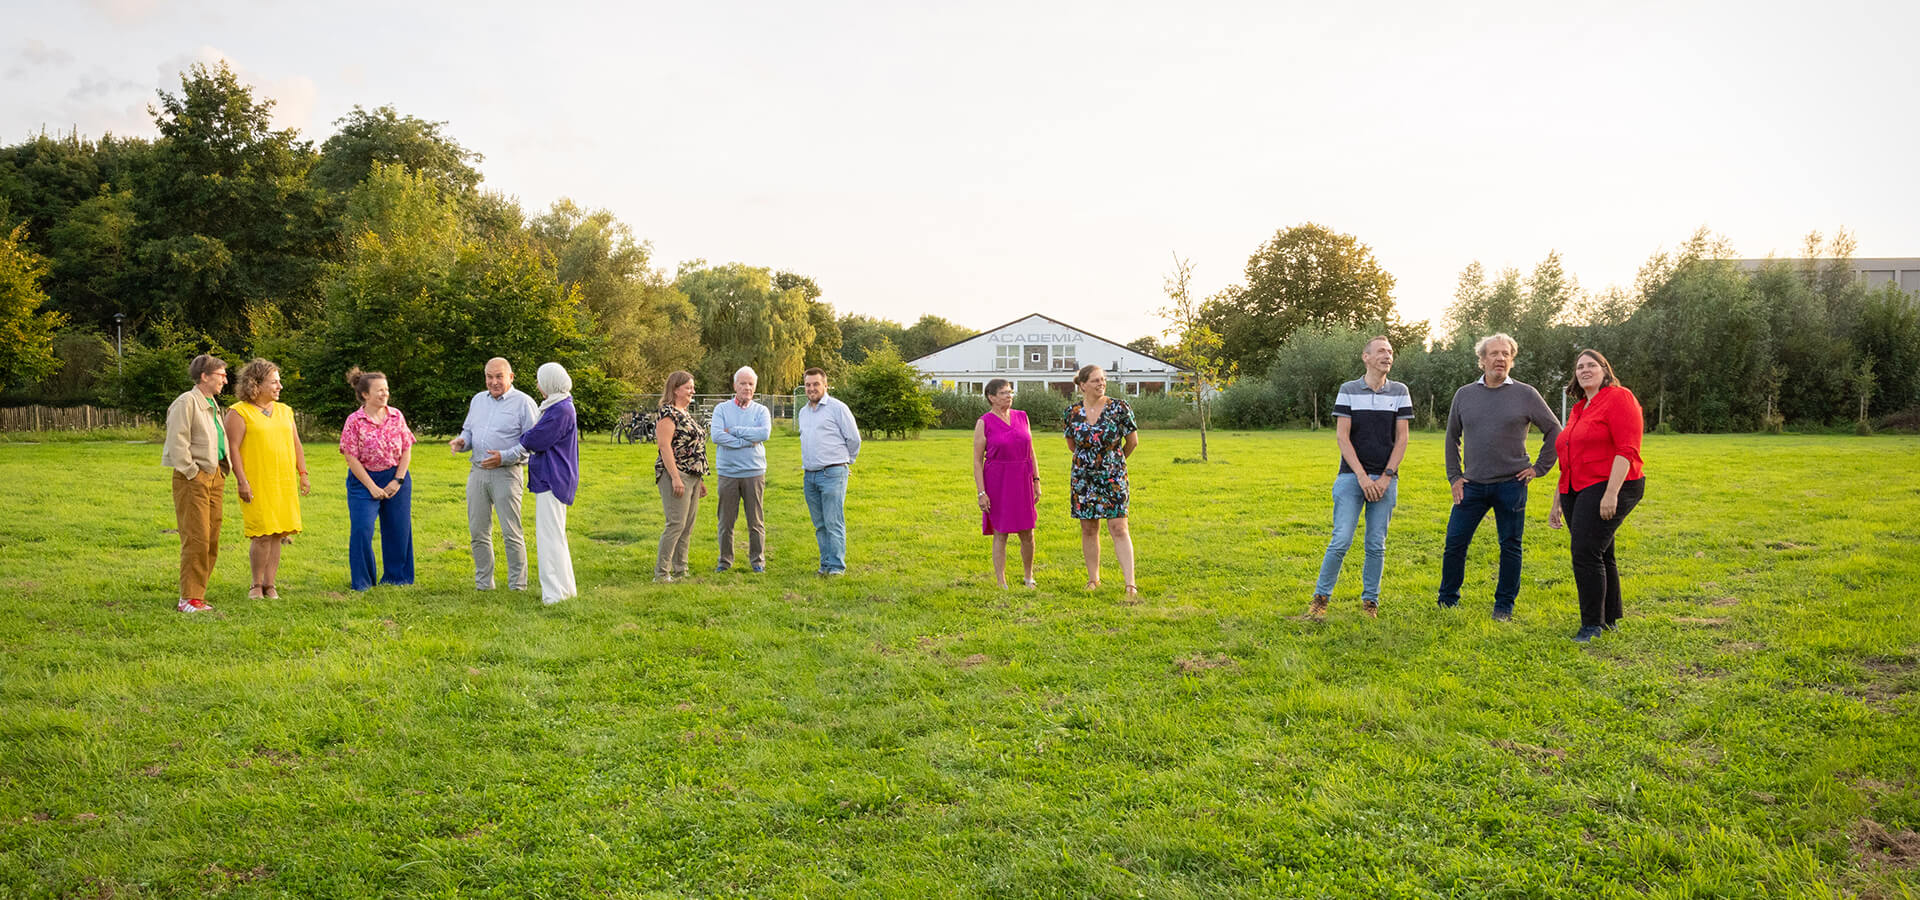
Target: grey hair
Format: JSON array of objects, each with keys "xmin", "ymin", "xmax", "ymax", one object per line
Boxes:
[
  {"xmin": 733, "ymin": 366, "xmax": 758, "ymax": 383},
  {"xmin": 1474, "ymin": 333, "xmax": 1518, "ymax": 357}
]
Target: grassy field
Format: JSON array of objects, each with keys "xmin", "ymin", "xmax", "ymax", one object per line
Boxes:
[{"xmin": 2, "ymin": 428, "xmax": 1917, "ymax": 898}]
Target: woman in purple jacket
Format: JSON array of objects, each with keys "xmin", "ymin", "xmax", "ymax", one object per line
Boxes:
[{"xmin": 514, "ymin": 362, "xmax": 580, "ymax": 605}]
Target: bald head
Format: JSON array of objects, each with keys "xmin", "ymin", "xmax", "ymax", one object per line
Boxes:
[{"xmin": 485, "ymin": 358, "xmax": 513, "ymax": 397}]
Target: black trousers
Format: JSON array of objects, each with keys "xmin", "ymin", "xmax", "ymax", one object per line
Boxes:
[{"xmin": 1561, "ymin": 477, "xmax": 1646, "ymax": 628}]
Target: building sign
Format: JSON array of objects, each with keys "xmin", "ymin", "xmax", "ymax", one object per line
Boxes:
[{"xmin": 987, "ymin": 331, "xmax": 1085, "ymax": 343}]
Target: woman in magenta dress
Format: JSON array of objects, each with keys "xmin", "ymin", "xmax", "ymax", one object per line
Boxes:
[{"xmin": 973, "ymin": 378, "xmax": 1041, "ymax": 587}]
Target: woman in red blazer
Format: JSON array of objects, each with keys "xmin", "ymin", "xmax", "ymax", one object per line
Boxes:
[{"xmin": 1547, "ymin": 349, "xmax": 1645, "ymax": 642}]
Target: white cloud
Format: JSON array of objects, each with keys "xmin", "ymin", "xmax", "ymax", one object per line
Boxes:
[
  {"xmin": 68, "ymin": 70, "xmax": 146, "ymax": 102},
  {"xmin": 20, "ymin": 39, "xmax": 76, "ymax": 67},
  {"xmin": 87, "ymin": 0, "xmax": 166, "ymax": 25}
]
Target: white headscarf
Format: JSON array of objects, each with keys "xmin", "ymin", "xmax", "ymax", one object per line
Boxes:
[{"xmin": 535, "ymin": 362, "xmax": 572, "ymax": 413}]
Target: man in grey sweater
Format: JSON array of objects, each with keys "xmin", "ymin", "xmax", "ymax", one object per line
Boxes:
[{"xmin": 1439, "ymin": 333, "xmax": 1562, "ymax": 620}]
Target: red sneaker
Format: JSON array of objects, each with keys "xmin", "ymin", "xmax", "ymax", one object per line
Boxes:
[{"xmin": 187, "ymin": 598, "xmax": 213, "ymax": 612}]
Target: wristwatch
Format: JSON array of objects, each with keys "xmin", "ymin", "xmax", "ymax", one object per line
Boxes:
[{"xmin": 1382, "ymin": 469, "xmax": 1397, "ymax": 478}]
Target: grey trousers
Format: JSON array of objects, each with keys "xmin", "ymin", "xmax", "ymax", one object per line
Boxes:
[
  {"xmin": 468, "ymin": 465, "xmax": 527, "ymax": 590},
  {"xmin": 657, "ymin": 476, "xmax": 701, "ymax": 577},
  {"xmin": 715, "ymin": 474, "xmax": 766, "ymax": 568}
]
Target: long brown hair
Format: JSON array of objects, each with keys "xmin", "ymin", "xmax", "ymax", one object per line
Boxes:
[
  {"xmin": 1565, "ymin": 348, "xmax": 1620, "ymax": 397},
  {"xmin": 660, "ymin": 370, "xmax": 694, "ymax": 406}
]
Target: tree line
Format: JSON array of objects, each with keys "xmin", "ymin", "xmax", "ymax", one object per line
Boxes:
[
  {"xmin": 0, "ymin": 63, "xmax": 978, "ymax": 433},
  {"xmin": 1167, "ymin": 225, "xmax": 1920, "ymax": 434}
]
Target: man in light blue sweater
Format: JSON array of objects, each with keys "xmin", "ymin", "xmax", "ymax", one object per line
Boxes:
[{"xmin": 710, "ymin": 366, "xmax": 773, "ymax": 573}]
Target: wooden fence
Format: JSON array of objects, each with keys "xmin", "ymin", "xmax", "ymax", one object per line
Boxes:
[{"xmin": 0, "ymin": 405, "xmax": 154, "ymax": 431}]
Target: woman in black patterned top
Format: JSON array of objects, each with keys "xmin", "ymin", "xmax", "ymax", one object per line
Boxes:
[
  {"xmin": 1063, "ymin": 365, "xmax": 1139, "ymax": 595},
  {"xmin": 654, "ymin": 370, "xmax": 708, "ymax": 581}
]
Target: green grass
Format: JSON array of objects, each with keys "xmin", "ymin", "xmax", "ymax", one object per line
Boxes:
[{"xmin": 2, "ymin": 430, "xmax": 1917, "ymax": 898}]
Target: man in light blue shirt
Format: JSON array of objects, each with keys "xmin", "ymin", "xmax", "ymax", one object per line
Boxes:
[
  {"xmin": 448, "ymin": 357, "xmax": 538, "ymax": 591},
  {"xmin": 795, "ymin": 367, "xmax": 860, "ymax": 575},
  {"xmin": 710, "ymin": 366, "xmax": 773, "ymax": 573}
]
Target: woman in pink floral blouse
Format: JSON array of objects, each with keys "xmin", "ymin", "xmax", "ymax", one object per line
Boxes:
[{"xmin": 338, "ymin": 368, "xmax": 415, "ymax": 590}]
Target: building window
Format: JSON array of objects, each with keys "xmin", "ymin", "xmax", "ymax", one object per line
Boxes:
[
  {"xmin": 995, "ymin": 346, "xmax": 1021, "ymax": 370},
  {"xmin": 1051, "ymin": 344, "xmax": 1077, "ymax": 371}
]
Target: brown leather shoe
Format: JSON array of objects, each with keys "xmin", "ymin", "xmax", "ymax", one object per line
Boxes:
[
  {"xmin": 1308, "ymin": 595, "xmax": 1330, "ymax": 619},
  {"xmin": 1362, "ymin": 599, "xmax": 1379, "ymax": 619}
]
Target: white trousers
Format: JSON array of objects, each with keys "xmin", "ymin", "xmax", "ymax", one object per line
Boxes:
[{"xmin": 535, "ymin": 491, "xmax": 577, "ymax": 604}]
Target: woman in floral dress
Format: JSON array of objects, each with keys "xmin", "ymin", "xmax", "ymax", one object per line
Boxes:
[
  {"xmin": 1063, "ymin": 365, "xmax": 1139, "ymax": 595},
  {"xmin": 654, "ymin": 370, "xmax": 708, "ymax": 582}
]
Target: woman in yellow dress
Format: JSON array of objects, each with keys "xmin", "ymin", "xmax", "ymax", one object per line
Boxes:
[{"xmin": 225, "ymin": 358, "xmax": 310, "ymax": 599}]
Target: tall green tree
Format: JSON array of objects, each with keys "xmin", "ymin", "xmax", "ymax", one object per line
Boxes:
[
  {"xmin": 528, "ymin": 199, "xmax": 700, "ymax": 391},
  {"xmin": 0, "ymin": 132, "xmax": 155, "ymax": 332},
  {"xmin": 898, "ymin": 314, "xmax": 973, "ymax": 361},
  {"xmin": 1442, "ymin": 252, "xmax": 1581, "ymax": 399},
  {"xmin": 313, "ymin": 105, "xmax": 484, "ymax": 197},
  {"xmin": 294, "ymin": 165, "xmax": 592, "ymax": 432},
  {"xmin": 775, "ymin": 270, "xmax": 847, "ymax": 380},
  {"xmin": 838, "ymin": 313, "xmax": 906, "ymax": 365},
  {"xmin": 1201, "ymin": 223, "xmax": 1402, "ymax": 375},
  {"xmin": 675, "ymin": 262, "xmax": 814, "ymax": 393},
  {"xmin": 135, "ymin": 62, "xmax": 330, "ymax": 347},
  {"xmin": 1268, "ymin": 324, "xmax": 1377, "ymax": 430},
  {"xmin": 1156, "ymin": 254, "xmax": 1230, "ymax": 461},
  {"xmin": 0, "ymin": 224, "xmax": 66, "ymax": 393}
]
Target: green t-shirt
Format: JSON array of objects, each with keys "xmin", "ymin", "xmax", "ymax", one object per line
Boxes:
[{"xmin": 207, "ymin": 396, "xmax": 227, "ymax": 462}]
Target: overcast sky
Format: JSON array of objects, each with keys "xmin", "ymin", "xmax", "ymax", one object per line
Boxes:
[{"xmin": 8, "ymin": 0, "xmax": 1917, "ymax": 343}]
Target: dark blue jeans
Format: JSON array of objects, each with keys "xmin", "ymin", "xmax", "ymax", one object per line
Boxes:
[
  {"xmin": 1438, "ymin": 479, "xmax": 1528, "ymax": 611},
  {"xmin": 347, "ymin": 468, "xmax": 414, "ymax": 590}
]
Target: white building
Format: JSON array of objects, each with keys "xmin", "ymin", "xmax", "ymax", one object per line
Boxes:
[
  {"xmin": 1730, "ymin": 258, "xmax": 1920, "ymax": 295},
  {"xmin": 907, "ymin": 313, "xmax": 1190, "ymax": 396}
]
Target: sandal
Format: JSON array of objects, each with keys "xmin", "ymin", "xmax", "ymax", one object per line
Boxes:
[
  {"xmin": 1124, "ymin": 584, "xmax": 1140, "ymax": 597},
  {"xmin": 247, "ymin": 585, "xmax": 265, "ymax": 600},
  {"xmin": 1085, "ymin": 579, "xmax": 1100, "ymax": 591},
  {"xmin": 263, "ymin": 584, "xmax": 279, "ymax": 599},
  {"xmin": 1023, "ymin": 578, "xmax": 1038, "ymax": 588}
]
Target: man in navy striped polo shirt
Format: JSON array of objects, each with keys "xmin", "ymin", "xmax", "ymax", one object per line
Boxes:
[{"xmin": 1309, "ymin": 335, "xmax": 1413, "ymax": 620}]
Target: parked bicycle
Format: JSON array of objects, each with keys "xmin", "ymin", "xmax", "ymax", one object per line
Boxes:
[
  {"xmin": 611, "ymin": 400, "xmax": 707, "ymax": 444},
  {"xmin": 611, "ymin": 408, "xmax": 653, "ymax": 444}
]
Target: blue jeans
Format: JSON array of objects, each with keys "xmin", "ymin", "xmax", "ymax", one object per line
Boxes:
[
  {"xmin": 1315, "ymin": 472, "xmax": 1397, "ymax": 601},
  {"xmin": 802, "ymin": 465, "xmax": 849, "ymax": 573},
  {"xmin": 1438, "ymin": 479, "xmax": 1527, "ymax": 611},
  {"xmin": 347, "ymin": 468, "xmax": 413, "ymax": 591}
]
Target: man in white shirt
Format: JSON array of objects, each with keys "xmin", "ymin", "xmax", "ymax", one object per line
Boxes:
[{"xmin": 795, "ymin": 368, "xmax": 861, "ymax": 575}]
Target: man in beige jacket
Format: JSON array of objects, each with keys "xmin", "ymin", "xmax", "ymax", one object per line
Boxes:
[{"xmin": 162, "ymin": 354, "xmax": 230, "ymax": 612}]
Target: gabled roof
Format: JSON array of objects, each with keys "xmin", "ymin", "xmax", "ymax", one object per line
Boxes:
[{"xmin": 907, "ymin": 312, "xmax": 1191, "ymax": 372}]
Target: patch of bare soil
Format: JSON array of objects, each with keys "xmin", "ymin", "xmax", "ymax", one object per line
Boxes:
[
  {"xmin": 1172, "ymin": 653, "xmax": 1236, "ymax": 675},
  {"xmin": 1854, "ymin": 819, "xmax": 1920, "ymax": 869},
  {"xmin": 1491, "ymin": 739, "xmax": 1568, "ymax": 762}
]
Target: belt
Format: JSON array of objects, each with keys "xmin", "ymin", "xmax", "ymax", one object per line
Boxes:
[{"xmin": 805, "ymin": 462, "xmax": 849, "ymax": 472}]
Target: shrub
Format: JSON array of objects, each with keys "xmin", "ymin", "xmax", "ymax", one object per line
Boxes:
[
  {"xmin": 1214, "ymin": 379, "xmax": 1293, "ymax": 428},
  {"xmin": 95, "ymin": 321, "xmax": 232, "ymax": 420},
  {"xmin": 840, "ymin": 344, "xmax": 936, "ymax": 439},
  {"xmin": 1128, "ymin": 392, "xmax": 1198, "ymax": 428},
  {"xmin": 22, "ymin": 329, "xmax": 114, "ymax": 406},
  {"xmin": 567, "ymin": 366, "xmax": 626, "ymax": 432},
  {"xmin": 1013, "ymin": 387, "xmax": 1067, "ymax": 431},
  {"xmin": 929, "ymin": 389, "xmax": 989, "ymax": 429}
]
